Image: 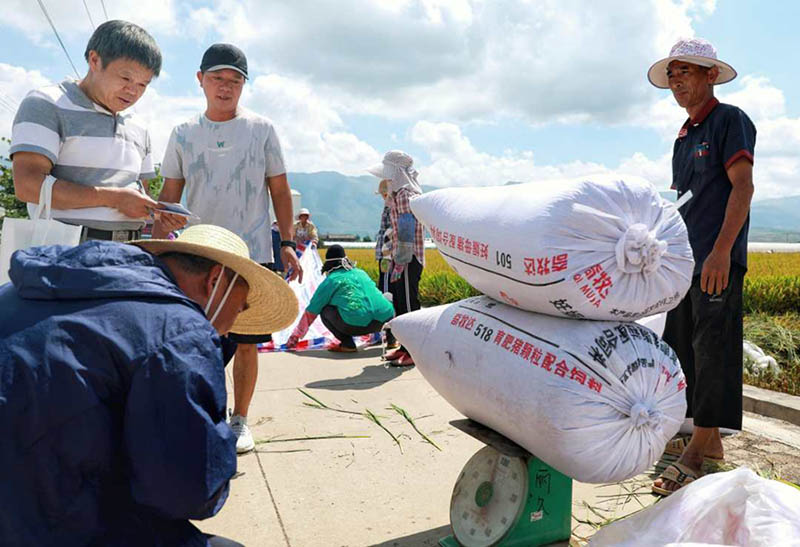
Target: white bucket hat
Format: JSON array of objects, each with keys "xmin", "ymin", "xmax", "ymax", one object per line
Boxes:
[
  {"xmin": 297, "ymin": 208, "xmax": 310, "ymax": 218},
  {"xmin": 366, "ymin": 150, "xmax": 422, "ymax": 195},
  {"xmin": 648, "ymin": 38, "xmax": 737, "ymax": 89}
]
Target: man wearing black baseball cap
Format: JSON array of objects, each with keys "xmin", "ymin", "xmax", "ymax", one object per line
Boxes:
[
  {"xmin": 154, "ymin": 43, "xmax": 302, "ymax": 454},
  {"xmin": 200, "ymin": 43, "xmax": 249, "ymax": 78}
]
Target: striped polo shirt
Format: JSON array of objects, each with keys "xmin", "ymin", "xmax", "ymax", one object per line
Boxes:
[{"xmin": 10, "ymin": 80, "xmax": 155, "ymax": 230}]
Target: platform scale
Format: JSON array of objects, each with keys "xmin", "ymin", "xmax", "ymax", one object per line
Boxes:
[{"xmin": 440, "ymin": 420, "xmax": 573, "ymax": 547}]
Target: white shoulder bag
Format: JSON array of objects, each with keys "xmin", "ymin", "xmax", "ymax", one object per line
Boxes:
[{"xmin": 0, "ymin": 175, "xmax": 82, "ymax": 285}]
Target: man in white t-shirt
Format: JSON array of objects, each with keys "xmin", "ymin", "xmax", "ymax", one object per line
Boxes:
[{"xmin": 153, "ymin": 43, "xmax": 302, "ymax": 454}]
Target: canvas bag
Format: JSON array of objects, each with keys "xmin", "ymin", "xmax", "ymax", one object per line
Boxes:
[
  {"xmin": 389, "ymin": 295, "xmax": 687, "ymax": 483},
  {"xmin": 410, "ymin": 175, "xmax": 695, "ymax": 321},
  {"xmin": 0, "ymin": 176, "xmax": 82, "ymax": 285}
]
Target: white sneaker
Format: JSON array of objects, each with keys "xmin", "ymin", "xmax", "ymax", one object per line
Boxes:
[{"xmin": 229, "ymin": 415, "xmax": 255, "ymax": 454}]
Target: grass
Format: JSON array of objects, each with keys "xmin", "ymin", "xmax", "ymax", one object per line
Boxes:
[
  {"xmin": 743, "ymin": 312, "xmax": 800, "ymax": 396},
  {"xmin": 296, "ymin": 389, "xmax": 442, "ymax": 454},
  {"xmin": 748, "ymin": 253, "xmax": 800, "ymax": 277}
]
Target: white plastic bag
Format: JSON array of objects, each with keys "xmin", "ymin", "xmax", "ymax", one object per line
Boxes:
[
  {"xmin": 268, "ymin": 247, "xmax": 334, "ymax": 346},
  {"xmin": 1, "ymin": 177, "xmax": 82, "ymax": 285},
  {"xmin": 743, "ymin": 340, "xmax": 780, "ymax": 375},
  {"xmin": 410, "ymin": 175, "xmax": 694, "ymax": 320},
  {"xmin": 590, "ymin": 467, "xmax": 800, "ymax": 546},
  {"xmin": 390, "ymin": 295, "xmax": 687, "ymax": 483}
]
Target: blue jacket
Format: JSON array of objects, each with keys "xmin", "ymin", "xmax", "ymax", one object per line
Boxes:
[{"xmin": 0, "ymin": 242, "xmax": 236, "ymax": 546}]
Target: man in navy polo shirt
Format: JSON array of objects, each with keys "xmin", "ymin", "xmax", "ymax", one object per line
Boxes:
[{"xmin": 648, "ymin": 38, "xmax": 756, "ymax": 496}]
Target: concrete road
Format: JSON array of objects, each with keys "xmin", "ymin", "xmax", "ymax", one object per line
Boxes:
[{"xmin": 196, "ymin": 346, "xmax": 800, "ymax": 546}]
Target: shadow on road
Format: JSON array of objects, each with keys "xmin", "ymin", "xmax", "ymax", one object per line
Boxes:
[
  {"xmin": 304, "ymin": 361, "xmax": 414, "ymax": 391},
  {"xmin": 369, "ymin": 525, "xmax": 451, "ymax": 546}
]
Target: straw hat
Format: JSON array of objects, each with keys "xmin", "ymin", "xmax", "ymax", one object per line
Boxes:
[
  {"xmin": 132, "ymin": 224, "xmax": 298, "ymax": 335},
  {"xmin": 648, "ymin": 37, "xmax": 736, "ymax": 89}
]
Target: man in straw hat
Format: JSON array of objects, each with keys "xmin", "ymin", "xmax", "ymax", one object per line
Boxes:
[
  {"xmin": 0, "ymin": 225, "xmax": 297, "ymax": 545},
  {"xmin": 153, "ymin": 43, "xmax": 302, "ymax": 454},
  {"xmin": 648, "ymin": 38, "xmax": 756, "ymax": 496}
]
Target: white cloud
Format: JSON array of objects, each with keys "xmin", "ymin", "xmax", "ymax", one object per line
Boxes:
[
  {"xmin": 194, "ymin": 0, "xmax": 714, "ymax": 124},
  {"xmin": 0, "ymin": 64, "xmax": 52, "ymax": 154},
  {"xmin": 131, "ymin": 73, "xmax": 381, "ymax": 175},
  {"xmin": 0, "ymin": 0, "xmax": 180, "ymax": 41},
  {"xmin": 242, "ymin": 74, "xmax": 381, "ymax": 173},
  {"xmin": 411, "ymin": 120, "xmax": 622, "ymax": 187}
]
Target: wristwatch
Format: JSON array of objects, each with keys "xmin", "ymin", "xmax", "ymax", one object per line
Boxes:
[{"xmin": 280, "ymin": 240, "xmax": 297, "ymax": 250}]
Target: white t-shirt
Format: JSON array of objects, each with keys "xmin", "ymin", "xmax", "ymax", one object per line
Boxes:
[{"xmin": 161, "ymin": 108, "xmax": 286, "ymax": 263}]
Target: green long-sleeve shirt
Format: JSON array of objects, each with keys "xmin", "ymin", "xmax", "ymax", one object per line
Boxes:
[{"xmin": 307, "ymin": 267, "xmax": 395, "ymax": 327}]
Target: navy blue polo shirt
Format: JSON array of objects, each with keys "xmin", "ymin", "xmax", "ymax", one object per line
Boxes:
[{"xmin": 672, "ymin": 98, "xmax": 756, "ymax": 276}]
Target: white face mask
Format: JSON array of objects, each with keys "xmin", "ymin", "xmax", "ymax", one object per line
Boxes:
[{"xmin": 203, "ymin": 265, "xmax": 241, "ymax": 326}]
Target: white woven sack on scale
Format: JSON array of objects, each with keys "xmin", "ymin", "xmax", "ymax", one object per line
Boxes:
[
  {"xmin": 410, "ymin": 175, "xmax": 695, "ymax": 320},
  {"xmin": 390, "ymin": 295, "xmax": 688, "ymax": 483}
]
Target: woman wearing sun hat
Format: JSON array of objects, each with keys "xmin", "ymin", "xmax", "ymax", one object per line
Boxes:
[
  {"xmin": 366, "ymin": 150, "xmax": 424, "ymax": 366},
  {"xmin": 286, "ymin": 245, "xmax": 394, "ymax": 352},
  {"xmin": 292, "ymin": 207, "xmax": 319, "ymax": 247}
]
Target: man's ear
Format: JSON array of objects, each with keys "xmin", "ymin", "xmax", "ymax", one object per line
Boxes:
[
  {"xmin": 205, "ymin": 263, "xmax": 226, "ymax": 297},
  {"xmin": 707, "ymin": 65, "xmax": 720, "ymax": 85},
  {"xmin": 197, "ymin": 71, "xmax": 204, "ymax": 87},
  {"xmin": 87, "ymin": 50, "xmax": 103, "ymax": 73}
]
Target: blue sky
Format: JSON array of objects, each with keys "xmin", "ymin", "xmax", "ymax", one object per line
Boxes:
[{"xmin": 1, "ymin": 0, "xmax": 798, "ymax": 201}]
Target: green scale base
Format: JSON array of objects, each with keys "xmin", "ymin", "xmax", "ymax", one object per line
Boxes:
[{"xmin": 439, "ymin": 420, "xmax": 572, "ymax": 547}]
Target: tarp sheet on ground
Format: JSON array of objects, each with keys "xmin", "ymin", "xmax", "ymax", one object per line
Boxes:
[{"xmin": 259, "ymin": 247, "xmax": 381, "ymax": 352}]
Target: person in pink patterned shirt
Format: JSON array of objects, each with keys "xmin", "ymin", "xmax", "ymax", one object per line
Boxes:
[{"xmin": 367, "ymin": 151, "xmax": 424, "ymax": 366}]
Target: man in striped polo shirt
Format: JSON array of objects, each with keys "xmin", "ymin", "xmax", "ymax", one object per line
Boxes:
[{"xmin": 10, "ymin": 20, "xmax": 171, "ymax": 242}]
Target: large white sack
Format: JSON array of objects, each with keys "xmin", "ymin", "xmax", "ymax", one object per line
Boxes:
[
  {"xmin": 390, "ymin": 295, "xmax": 687, "ymax": 483},
  {"xmin": 410, "ymin": 175, "xmax": 694, "ymax": 320},
  {"xmin": 590, "ymin": 467, "xmax": 800, "ymax": 546}
]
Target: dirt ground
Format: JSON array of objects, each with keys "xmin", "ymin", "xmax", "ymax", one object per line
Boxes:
[{"xmin": 720, "ymin": 428, "xmax": 800, "ymax": 484}]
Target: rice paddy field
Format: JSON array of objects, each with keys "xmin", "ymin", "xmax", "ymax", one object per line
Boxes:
[{"xmin": 323, "ymin": 248, "xmax": 800, "ymax": 395}]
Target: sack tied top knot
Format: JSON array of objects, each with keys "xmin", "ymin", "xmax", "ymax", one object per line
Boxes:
[{"xmin": 616, "ymin": 223, "xmax": 668, "ymax": 274}]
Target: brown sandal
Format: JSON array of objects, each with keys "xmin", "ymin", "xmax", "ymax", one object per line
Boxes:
[
  {"xmin": 663, "ymin": 436, "xmax": 725, "ymax": 463},
  {"xmin": 652, "ymin": 462, "xmax": 700, "ymax": 496}
]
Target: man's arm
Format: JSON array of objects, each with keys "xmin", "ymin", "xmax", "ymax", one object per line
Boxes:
[
  {"xmin": 151, "ymin": 177, "xmax": 188, "ymax": 238},
  {"xmin": 13, "ymin": 151, "xmax": 157, "ymax": 217},
  {"xmin": 125, "ymin": 327, "xmax": 236, "ymax": 520},
  {"xmin": 268, "ymin": 173, "xmax": 303, "ymax": 282},
  {"xmin": 701, "ymin": 158, "xmax": 754, "ymax": 295}
]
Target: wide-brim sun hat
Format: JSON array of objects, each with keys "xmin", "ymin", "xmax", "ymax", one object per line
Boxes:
[
  {"xmin": 131, "ymin": 224, "xmax": 298, "ymax": 335},
  {"xmin": 648, "ymin": 37, "xmax": 736, "ymax": 89},
  {"xmin": 366, "ymin": 150, "xmax": 414, "ymax": 179}
]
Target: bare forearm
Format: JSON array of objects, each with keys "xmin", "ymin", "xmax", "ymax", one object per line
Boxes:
[
  {"xmin": 714, "ymin": 162, "xmax": 754, "ymax": 254},
  {"xmin": 157, "ymin": 178, "xmax": 185, "ymax": 202},
  {"xmin": 17, "ymin": 171, "xmax": 114, "ymax": 210},
  {"xmin": 268, "ymin": 174, "xmax": 294, "ymax": 241}
]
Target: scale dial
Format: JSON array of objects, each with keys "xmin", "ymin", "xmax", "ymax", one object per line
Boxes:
[{"xmin": 449, "ymin": 445, "xmax": 529, "ymax": 547}]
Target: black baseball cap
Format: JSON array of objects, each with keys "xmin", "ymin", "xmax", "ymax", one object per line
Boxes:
[{"xmin": 200, "ymin": 43, "xmax": 248, "ymax": 79}]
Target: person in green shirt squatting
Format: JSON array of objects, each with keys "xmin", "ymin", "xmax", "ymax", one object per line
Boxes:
[{"xmin": 286, "ymin": 245, "xmax": 394, "ymax": 352}]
